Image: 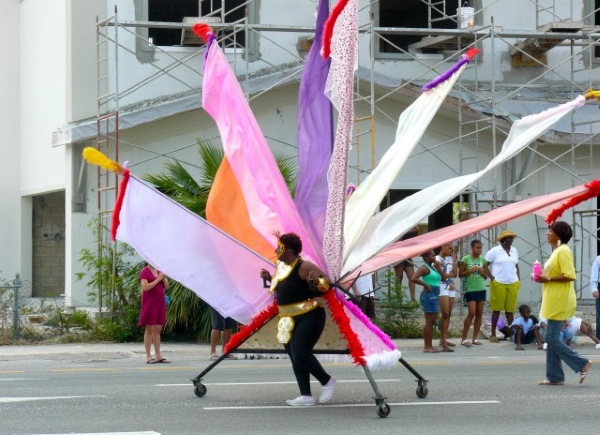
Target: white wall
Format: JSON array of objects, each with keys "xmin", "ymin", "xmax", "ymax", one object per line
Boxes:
[
  {"xmin": 21, "ymin": 0, "xmax": 600, "ymax": 308},
  {"xmin": 20, "ymin": 0, "xmax": 68, "ymax": 195},
  {"xmin": 67, "ymin": 0, "xmax": 104, "ymax": 122},
  {"xmin": 0, "ymin": 1, "xmax": 21, "ymax": 281}
]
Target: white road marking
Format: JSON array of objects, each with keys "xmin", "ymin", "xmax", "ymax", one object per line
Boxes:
[
  {"xmin": 33, "ymin": 433, "xmax": 160, "ymax": 435},
  {"xmin": 0, "ymin": 395, "xmax": 106, "ymax": 403},
  {"xmin": 203, "ymin": 400, "xmax": 500, "ymax": 410},
  {"xmin": 0, "ymin": 378, "xmax": 37, "ymax": 381},
  {"xmin": 156, "ymin": 379, "xmax": 401, "ymax": 387}
]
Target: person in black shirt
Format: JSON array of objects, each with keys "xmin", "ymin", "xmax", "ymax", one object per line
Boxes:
[{"xmin": 260, "ymin": 232, "xmax": 336, "ymax": 406}]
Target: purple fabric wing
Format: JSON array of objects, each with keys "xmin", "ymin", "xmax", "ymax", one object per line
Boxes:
[{"xmin": 294, "ymin": 0, "xmax": 333, "ymax": 254}]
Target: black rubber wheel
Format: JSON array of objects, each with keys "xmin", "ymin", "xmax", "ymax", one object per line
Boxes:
[
  {"xmin": 416, "ymin": 384, "xmax": 428, "ymax": 398},
  {"xmin": 376, "ymin": 403, "xmax": 391, "ymax": 418},
  {"xmin": 194, "ymin": 383, "xmax": 207, "ymax": 397}
]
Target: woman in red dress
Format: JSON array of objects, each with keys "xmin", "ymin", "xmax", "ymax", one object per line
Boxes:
[{"xmin": 139, "ymin": 263, "xmax": 170, "ymax": 364}]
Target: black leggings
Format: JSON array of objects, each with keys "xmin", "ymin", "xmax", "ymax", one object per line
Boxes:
[{"xmin": 284, "ymin": 306, "xmax": 331, "ymax": 395}]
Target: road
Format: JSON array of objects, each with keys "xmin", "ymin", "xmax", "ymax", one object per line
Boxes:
[{"xmin": 0, "ymin": 340, "xmax": 598, "ymax": 434}]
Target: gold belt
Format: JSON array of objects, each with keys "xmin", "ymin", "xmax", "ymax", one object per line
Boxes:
[{"xmin": 277, "ymin": 298, "xmax": 321, "ymax": 317}]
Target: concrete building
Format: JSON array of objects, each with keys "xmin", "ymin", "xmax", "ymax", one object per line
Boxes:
[{"xmin": 2, "ymin": 0, "xmax": 600, "ymax": 309}]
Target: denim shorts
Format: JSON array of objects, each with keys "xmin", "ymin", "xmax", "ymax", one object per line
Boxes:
[{"xmin": 420, "ymin": 286, "xmax": 440, "ymax": 313}]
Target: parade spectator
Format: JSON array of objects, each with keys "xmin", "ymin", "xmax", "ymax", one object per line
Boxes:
[
  {"xmin": 484, "ymin": 229, "xmax": 521, "ymax": 343},
  {"xmin": 139, "ymin": 263, "xmax": 170, "ymax": 364},
  {"xmin": 394, "ymin": 226, "xmax": 420, "ymax": 305},
  {"xmin": 459, "ymin": 239, "xmax": 488, "ymax": 347},
  {"xmin": 411, "ymin": 250, "xmax": 445, "ymax": 353},
  {"xmin": 508, "ymin": 304, "xmax": 543, "ymax": 350},
  {"xmin": 436, "ymin": 243, "xmax": 458, "ymax": 350}
]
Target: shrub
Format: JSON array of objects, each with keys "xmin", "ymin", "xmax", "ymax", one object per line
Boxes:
[{"xmin": 373, "ymin": 270, "xmax": 423, "ymax": 339}]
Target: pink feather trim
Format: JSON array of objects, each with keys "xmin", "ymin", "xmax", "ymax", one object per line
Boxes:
[{"xmin": 339, "ymin": 296, "xmax": 396, "ymax": 350}]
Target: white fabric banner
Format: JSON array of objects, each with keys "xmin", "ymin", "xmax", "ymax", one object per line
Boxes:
[
  {"xmin": 116, "ymin": 175, "xmax": 274, "ymax": 324},
  {"xmin": 343, "ymin": 63, "xmax": 470, "ymax": 261},
  {"xmin": 341, "ymin": 95, "xmax": 586, "ymax": 276}
]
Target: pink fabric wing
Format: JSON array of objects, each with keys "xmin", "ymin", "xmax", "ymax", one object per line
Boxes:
[
  {"xmin": 342, "ymin": 185, "xmax": 588, "ymax": 285},
  {"xmin": 201, "ymin": 42, "xmax": 324, "ymax": 267}
]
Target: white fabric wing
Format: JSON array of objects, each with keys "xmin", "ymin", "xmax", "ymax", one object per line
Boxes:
[{"xmin": 116, "ymin": 176, "xmax": 274, "ymax": 324}]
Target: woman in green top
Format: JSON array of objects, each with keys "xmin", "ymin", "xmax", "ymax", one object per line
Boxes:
[
  {"xmin": 411, "ymin": 250, "xmax": 444, "ymax": 353},
  {"xmin": 459, "ymin": 239, "xmax": 488, "ymax": 347}
]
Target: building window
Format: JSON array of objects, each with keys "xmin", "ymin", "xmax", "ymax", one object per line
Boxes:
[
  {"xmin": 580, "ymin": 0, "xmax": 600, "ymax": 61},
  {"xmin": 593, "ymin": 0, "xmax": 600, "ymax": 58},
  {"xmin": 376, "ymin": 0, "xmax": 476, "ymax": 57},
  {"xmin": 148, "ymin": 0, "xmax": 248, "ymax": 48}
]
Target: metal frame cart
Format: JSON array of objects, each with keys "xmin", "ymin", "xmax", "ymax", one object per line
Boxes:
[{"xmin": 191, "ymin": 286, "xmax": 429, "ymax": 418}]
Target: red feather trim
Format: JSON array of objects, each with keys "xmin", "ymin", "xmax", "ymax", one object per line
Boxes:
[
  {"xmin": 111, "ymin": 169, "xmax": 130, "ymax": 241},
  {"xmin": 546, "ymin": 179, "xmax": 600, "ymax": 223},
  {"xmin": 465, "ymin": 47, "xmax": 481, "ymax": 60},
  {"xmin": 322, "ymin": 291, "xmax": 366, "ymax": 365},
  {"xmin": 224, "ymin": 292, "xmax": 366, "ymax": 365},
  {"xmin": 224, "ymin": 304, "xmax": 278, "ymax": 353},
  {"xmin": 321, "ymin": 0, "xmax": 350, "ymax": 60},
  {"xmin": 191, "ymin": 23, "xmax": 215, "ymax": 43}
]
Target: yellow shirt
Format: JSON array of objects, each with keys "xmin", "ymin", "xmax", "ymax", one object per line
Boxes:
[{"xmin": 540, "ymin": 244, "xmax": 577, "ymax": 320}]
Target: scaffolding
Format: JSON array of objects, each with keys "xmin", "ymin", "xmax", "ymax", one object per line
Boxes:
[{"xmin": 95, "ymin": 0, "xmax": 600, "ymax": 304}]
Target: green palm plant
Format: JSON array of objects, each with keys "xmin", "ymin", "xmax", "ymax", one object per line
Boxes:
[{"xmin": 143, "ymin": 139, "xmax": 296, "ymax": 341}]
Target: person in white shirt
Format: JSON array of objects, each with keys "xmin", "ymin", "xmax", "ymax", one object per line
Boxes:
[
  {"xmin": 350, "ymin": 273, "xmax": 376, "ymax": 319},
  {"xmin": 539, "ymin": 316, "xmax": 600, "ymax": 350},
  {"xmin": 436, "ymin": 243, "xmax": 458, "ymax": 351},
  {"xmin": 508, "ymin": 304, "xmax": 543, "ymax": 350},
  {"xmin": 484, "ymin": 229, "xmax": 521, "ymax": 343}
]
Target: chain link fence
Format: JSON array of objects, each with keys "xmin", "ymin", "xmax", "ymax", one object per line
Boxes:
[{"xmin": 0, "ymin": 273, "xmax": 24, "ymax": 341}]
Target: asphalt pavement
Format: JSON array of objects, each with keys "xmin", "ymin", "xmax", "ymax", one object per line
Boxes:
[
  {"xmin": 2, "ymin": 336, "xmax": 596, "ymax": 362},
  {"xmin": 2, "ymin": 337, "xmax": 600, "ymax": 434}
]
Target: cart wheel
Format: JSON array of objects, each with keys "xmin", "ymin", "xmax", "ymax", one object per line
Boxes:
[
  {"xmin": 194, "ymin": 383, "xmax": 207, "ymax": 397},
  {"xmin": 376, "ymin": 402, "xmax": 391, "ymax": 418},
  {"xmin": 416, "ymin": 384, "xmax": 428, "ymax": 398}
]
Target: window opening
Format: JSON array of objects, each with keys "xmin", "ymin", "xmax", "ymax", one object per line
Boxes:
[
  {"xmin": 148, "ymin": 0, "xmax": 247, "ymax": 48},
  {"xmin": 377, "ymin": 0, "xmax": 460, "ymax": 55}
]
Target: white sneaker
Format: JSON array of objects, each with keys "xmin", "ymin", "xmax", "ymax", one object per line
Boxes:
[
  {"xmin": 595, "ymin": 343, "xmax": 600, "ymax": 350},
  {"xmin": 319, "ymin": 378, "xmax": 336, "ymax": 403},
  {"xmin": 286, "ymin": 395, "xmax": 316, "ymax": 406}
]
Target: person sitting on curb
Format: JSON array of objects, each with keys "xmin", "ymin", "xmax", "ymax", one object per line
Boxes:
[
  {"xmin": 508, "ymin": 304, "xmax": 543, "ymax": 350},
  {"xmin": 539, "ymin": 316, "xmax": 600, "ymax": 350}
]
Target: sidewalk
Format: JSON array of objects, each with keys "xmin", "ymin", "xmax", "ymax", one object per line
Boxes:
[
  {"xmin": 0, "ymin": 337, "xmax": 571, "ymax": 362},
  {"xmin": 0, "ymin": 342, "xmax": 210, "ymax": 362}
]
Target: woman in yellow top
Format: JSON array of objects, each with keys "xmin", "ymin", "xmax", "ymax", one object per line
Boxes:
[{"xmin": 537, "ymin": 221, "xmax": 591, "ymax": 385}]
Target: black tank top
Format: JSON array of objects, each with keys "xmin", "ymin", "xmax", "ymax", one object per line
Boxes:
[{"xmin": 276, "ymin": 260, "xmax": 320, "ymax": 305}]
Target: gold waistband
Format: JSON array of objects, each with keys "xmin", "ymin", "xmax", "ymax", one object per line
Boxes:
[{"xmin": 277, "ymin": 298, "xmax": 322, "ymax": 317}]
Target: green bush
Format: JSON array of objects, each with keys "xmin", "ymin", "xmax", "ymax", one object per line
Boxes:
[
  {"xmin": 373, "ymin": 270, "xmax": 423, "ymax": 339},
  {"xmin": 91, "ymin": 308, "xmax": 142, "ymax": 342},
  {"xmin": 45, "ymin": 307, "xmax": 93, "ymax": 333},
  {"xmin": 76, "ymin": 219, "xmax": 144, "ymax": 342}
]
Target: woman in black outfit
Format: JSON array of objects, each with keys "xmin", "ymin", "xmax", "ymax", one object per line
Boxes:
[{"xmin": 260, "ymin": 232, "xmax": 336, "ymax": 406}]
